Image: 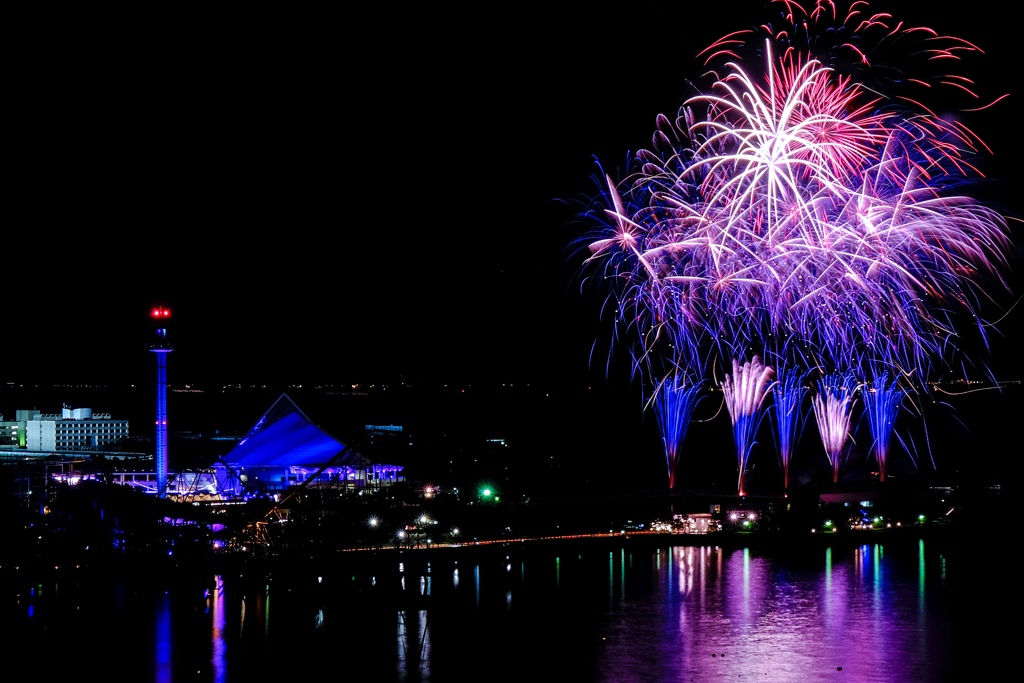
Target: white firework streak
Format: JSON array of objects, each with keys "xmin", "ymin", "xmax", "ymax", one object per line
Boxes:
[
  {"xmin": 812, "ymin": 373, "xmax": 857, "ymax": 483},
  {"xmin": 721, "ymin": 356, "xmax": 775, "ymax": 494}
]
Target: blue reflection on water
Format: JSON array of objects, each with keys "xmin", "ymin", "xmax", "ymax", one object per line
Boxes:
[{"xmin": 155, "ymin": 592, "xmax": 171, "ymax": 683}]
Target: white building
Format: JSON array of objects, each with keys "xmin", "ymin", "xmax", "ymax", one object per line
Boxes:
[
  {"xmin": 0, "ymin": 410, "xmax": 43, "ymax": 447},
  {"xmin": 24, "ymin": 407, "xmax": 129, "ymax": 451}
]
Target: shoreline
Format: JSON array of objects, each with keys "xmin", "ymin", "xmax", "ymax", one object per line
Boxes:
[{"xmin": 1, "ymin": 523, "xmax": 967, "ymax": 586}]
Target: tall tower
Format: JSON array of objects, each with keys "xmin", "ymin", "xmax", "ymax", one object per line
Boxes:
[{"xmin": 148, "ymin": 307, "xmax": 172, "ymax": 497}]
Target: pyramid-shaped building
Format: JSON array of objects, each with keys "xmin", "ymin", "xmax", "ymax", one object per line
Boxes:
[{"xmin": 214, "ymin": 394, "xmax": 402, "ymax": 495}]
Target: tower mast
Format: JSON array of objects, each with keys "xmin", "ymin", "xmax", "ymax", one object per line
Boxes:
[{"xmin": 148, "ymin": 307, "xmax": 172, "ymax": 498}]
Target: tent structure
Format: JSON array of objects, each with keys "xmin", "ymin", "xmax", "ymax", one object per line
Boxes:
[{"xmin": 212, "ymin": 394, "xmax": 402, "ymax": 496}]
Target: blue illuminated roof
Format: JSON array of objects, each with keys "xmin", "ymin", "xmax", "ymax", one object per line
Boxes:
[
  {"xmin": 236, "ymin": 393, "xmax": 313, "ymax": 445},
  {"xmin": 224, "ymin": 394, "xmax": 376, "ymax": 469},
  {"xmin": 226, "ymin": 412, "xmax": 348, "ymax": 467}
]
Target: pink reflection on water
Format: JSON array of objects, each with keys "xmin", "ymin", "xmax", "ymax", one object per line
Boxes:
[
  {"xmin": 595, "ymin": 543, "xmax": 945, "ymax": 682},
  {"xmin": 212, "ymin": 575, "xmax": 226, "ymax": 683}
]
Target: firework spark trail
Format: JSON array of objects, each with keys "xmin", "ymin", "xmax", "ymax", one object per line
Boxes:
[
  {"xmin": 861, "ymin": 371, "xmax": 904, "ymax": 482},
  {"xmin": 813, "ymin": 373, "xmax": 858, "ymax": 483},
  {"xmin": 772, "ymin": 366, "xmax": 810, "ymax": 490},
  {"xmin": 721, "ymin": 356, "xmax": 775, "ymax": 495},
  {"xmin": 653, "ymin": 375, "xmax": 705, "ymax": 489}
]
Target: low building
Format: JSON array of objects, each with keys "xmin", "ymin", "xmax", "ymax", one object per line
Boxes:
[
  {"xmin": 22, "ymin": 407, "xmax": 129, "ymax": 451},
  {"xmin": 685, "ymin": 513, "xmax": 718, "ymax": 533},
  {"xmin": 819, "ymin": 491, "xmax": 885, "ymax": 507}
]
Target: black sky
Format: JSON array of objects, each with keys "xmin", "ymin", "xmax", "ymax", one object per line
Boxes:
[{"xmin": 7, "ymin": 2, "xmax": 1022, "ymax": 387}]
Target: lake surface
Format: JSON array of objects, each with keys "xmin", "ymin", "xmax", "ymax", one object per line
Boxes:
[{"xmin": 2, "ymin": 537, "xmax": 1003, "ymax": 682}]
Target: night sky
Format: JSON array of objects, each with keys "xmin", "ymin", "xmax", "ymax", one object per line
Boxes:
[{"xmin": 7, "ymin": 2, "xmax": 1021, "ymax": 389}]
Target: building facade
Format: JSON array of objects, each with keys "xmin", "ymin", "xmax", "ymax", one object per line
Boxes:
[{"xmin": 23, "ymin": 407, "xmax": 129, "ymax": 451}]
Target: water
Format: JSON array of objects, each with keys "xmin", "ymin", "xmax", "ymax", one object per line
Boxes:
[{"xmin": 2, "ymin": 538, "xmax": 1002, "ymax": 681}]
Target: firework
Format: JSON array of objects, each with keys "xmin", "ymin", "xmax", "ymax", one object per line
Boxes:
[
  {"xmin": 721, "ymin": 356, "xmax": 775, "ymax": 495},
  {"xmin": 812, "ymin": 373, "xmax": 857, "ymax": 483},
  {"xmin": 772, "ymin": 366, "xmax": 810, "ymax": 490},
  {"xmin": 584, "ymin": 1, "xmax": 1009, "ymax": 382},
  {"xmin": 581, "ymin": 1, "xmax": 1012, "ymax": 492},
  {"xmin": 653, "ymin": 375, "xmax": 705, "ymax": 489},
  {"xmin": 622, "ymin": 52, "xmax": 1007, "ymax": 374},
  {"xmin": 861, "ymin": 371, "xmax": 904, "ymax": 482}
]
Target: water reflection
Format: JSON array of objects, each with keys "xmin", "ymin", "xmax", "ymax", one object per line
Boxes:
[
  {"xmin": 618, "ymin": 549, "xmax": 625, "ymax": 596},
  {"xmin": 212, "ymin": 575, "xmax": 226, "ymax": 683},
  {"xmin": 919, "ymin": 539, "xmax": 926, "ymax": 597},
  {"xmin": 240, "ymin": 596, "xmax": 247, "ymax": 639},
  {"xmin": 155, "ymin": 592, "xmax": 172, "ymax": 683},
  {"xmin": 397, "ymin": 609, "xmax": 431, "ymax": 681},
  {"xmin": 595, "ymin": 542, "xmax": 957, "ymax": 681},
  {"xmin": 919, "ymin": 539, "xmax": 926, "ymax": 626},
  {"xmin": 264, "ymin": 583, "xmax": 270, "ymax": 643},
  {"xmin": 6, "ymin": 539, "xmax": 977, "ymax": 681}
]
